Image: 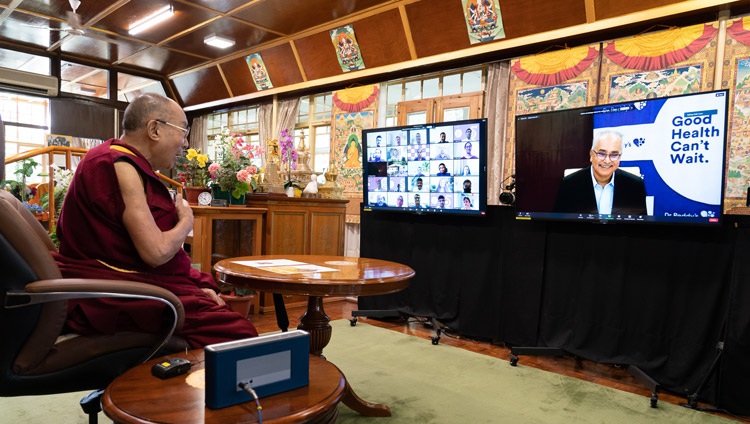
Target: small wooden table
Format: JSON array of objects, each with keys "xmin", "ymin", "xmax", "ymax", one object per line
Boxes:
[
  {"xmin": 214, "ymin": 254, "xmax": 415, "ymax": 417},
  {"xmin": 102, "ymin": 351, "xmax": 345, "ymax": 424}
]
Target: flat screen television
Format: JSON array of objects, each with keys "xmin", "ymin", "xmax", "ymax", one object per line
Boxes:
[
  {"xmin": 514, "ymin": 89, "xmax": 729, "ymax": 225},
  {"xmin": 362, "ymin": 118, "xmax": 488, "ymax": 216}
]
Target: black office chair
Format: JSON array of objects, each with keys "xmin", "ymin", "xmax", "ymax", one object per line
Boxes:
[{"xmin": 0, "ymin": 190, "xmax": 187, "ymax": 422}]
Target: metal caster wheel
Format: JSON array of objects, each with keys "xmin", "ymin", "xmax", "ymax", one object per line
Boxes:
[
  {"xmin": 509, "ymin": 354, "xmax": 518, "ymax": 366},
  {"xmin": 431, "ymin": 336, "xmax": 440, "ymax": 345},
  {"xmin": 349, "ymin": 318, "xmax": 357, "ymax": 326}
]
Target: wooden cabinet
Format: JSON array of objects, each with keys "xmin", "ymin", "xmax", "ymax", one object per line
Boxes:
[
  {"xmin": 245, "ymin": 194, "xmax": 349, "ymax": 312},
  {"xmin": 189, "ymin": 206, "xmax": 265, "ymax": 273}
]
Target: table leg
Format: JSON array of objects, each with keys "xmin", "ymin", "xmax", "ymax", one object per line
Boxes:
[
  {"xmin": 298, "ymin": 297, "xmax": 392, "ymax": 417},
  {"xmin": 272, "ymin": 293, "xmax": 289, "ymax": 332},
  {"xmin": 297, "ymin": 296, "xmax": 331, "ymax": 357}
]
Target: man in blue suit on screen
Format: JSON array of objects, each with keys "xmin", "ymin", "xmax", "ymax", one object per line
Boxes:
[{"xmin": 554, "ymin": 130, "xmax": 647, "ymax": 216}]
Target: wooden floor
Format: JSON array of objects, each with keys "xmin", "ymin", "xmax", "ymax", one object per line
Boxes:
[{"xmin": 251, "ymin": 298, "xmax": 749, "ymax": 423}]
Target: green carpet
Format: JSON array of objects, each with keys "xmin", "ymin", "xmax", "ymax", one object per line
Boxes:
[
  {"xmin": 0, "ymin": 320, "xmax": 737, "ymax": 423},
  {"xmin": 325, "ymin": 320, "xmax": 733, "ymax": 424}
]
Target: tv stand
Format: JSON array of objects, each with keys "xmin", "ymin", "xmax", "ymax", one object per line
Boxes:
[{"xmin": 509, "ymin": 346, "xmax": 661, "ymax": 407}]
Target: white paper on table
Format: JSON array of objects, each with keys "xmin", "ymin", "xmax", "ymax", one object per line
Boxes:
[{"xmin": 232, "ymin": 259, "xmax": 307, "ymax": 268}]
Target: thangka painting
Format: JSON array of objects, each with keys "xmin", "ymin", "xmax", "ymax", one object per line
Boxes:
[
  {"xmin": 505, "ymin": 44, "xmax": 600, "ymax": 181},
  {"xmin": 245, "ymin": 53, "xmax": 273, "ymax": 91},
  {"xmin": 599, "ymin": 22, "xmax": 718, "ymax": 103},
  {"xmin": 462, "ymin": 0, "xmax": 505, "ymax": 44},
  {"xmin": 331, "ymin": 25, "xmax": 365, "ymax": 72},
  {"xmin": 606, "ymin": 66, "xmax": 702, "ymax": 103},
  {"xmin": 331, "ymin": 85, "xmax": 379, "ymax": 221},
  {"xmin": 722, "ymin": 16, "xmax": 750, "ymax": 208}
]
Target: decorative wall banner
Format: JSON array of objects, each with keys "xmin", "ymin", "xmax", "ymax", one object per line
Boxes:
[
  {"xmin": 607, "ymin": 66, "xmax": 702, "ymax": 103},
  {"xmin": 329, "ymin": 85, "xmax": 379, "ymax": 222},
  {"xmin": 723, "ymin": 17, "xmax": 750, "ymax": 207},
  {"xmin": 331, "ymin": 25, "xmax": 365, "ymax": 72},
  {"xmin": 245, "ymin": 53, "xmax": 273, "ymax": 90},
  {"xmin": 462, "ymin": 0, "xmax": 505, "ymax": 44},
  {"xmin": 515, "ymin": 82, "xmax": 590, "ymax": 115},
  {"xmin": 599, "ymin": 23, "xmax": 718, "ymax": 103}
]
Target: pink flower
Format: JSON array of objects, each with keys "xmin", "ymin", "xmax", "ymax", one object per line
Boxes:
[
  {"xmin": 236, "ymin": 169, "xmax": 250, "ymax": 182},
  {"xmin": 208, "ymin": 163, "xmax": 221, "ymax": 177},
  {"xmin": 246, "ymin": 165, "xmax": 258, "ymax": 175}
]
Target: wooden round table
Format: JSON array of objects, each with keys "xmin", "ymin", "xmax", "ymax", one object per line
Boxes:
[
  {"xmin": 102, "ymin": 351, "xmax": 345, "ymax": 423},
  {"xmin": 214, "ymin": 255, "xmax": 415, "ymax": 417}
]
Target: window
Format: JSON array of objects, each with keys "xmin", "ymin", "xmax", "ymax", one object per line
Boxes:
[
  {"xmin": 1, "ymin": 92, "xmax": 49, "ymax": 184},
  {"xmin": 384, "ymin": 66, "xmax": 486, "ymax": 124},
  {"xmin": 60, "ymin": 61, "xmax": 109, "ymax": 99},
  {"xmin": 206, "ymin": 105, "xmax": 261, "ymax": 162},
  {"xmin": 295, "ymin": 93, "xmax": 332, "ymax": 173}
]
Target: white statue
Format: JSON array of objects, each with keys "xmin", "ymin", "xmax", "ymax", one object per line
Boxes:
[{"xmin": 303, "ymin": 174, "xmax": 318, "ymax": 194}]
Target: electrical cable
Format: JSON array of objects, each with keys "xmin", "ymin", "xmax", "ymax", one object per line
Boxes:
[{"xmin": 238, "ymin": 382, "xmax": 263, "ymax": 423}]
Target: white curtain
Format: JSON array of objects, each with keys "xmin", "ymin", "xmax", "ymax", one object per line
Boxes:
[
  {"xmin": 258, "ymin": 101, "xmax": 273, "ymax": 147},
  {"xmin": 484, "ymin": 61, "xmax": 510, "ymax": 206},
  {"xmin": 275, "ymin": 98, "xmax": 301, "ymax": 135},
  {"xmin": 189, "ymin": 115, "xmax": 208, "ymax": 154}
]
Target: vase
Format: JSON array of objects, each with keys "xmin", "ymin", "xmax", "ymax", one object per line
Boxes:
[
  {"xmin": 229, "ymin": 193, "xmax": 246, "ymax": 206},
  {"xmin": 184, "ymin": 186, "xmax": 209, "ymax": 205},
  {"xmin": 212, "ymin": 186, "xmax": 231, "ymax": 203}
]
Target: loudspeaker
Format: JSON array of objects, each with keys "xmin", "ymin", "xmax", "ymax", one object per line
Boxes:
[{"xmin": 746, "ymin": 187, "xmax": 750, "ymax": 207}]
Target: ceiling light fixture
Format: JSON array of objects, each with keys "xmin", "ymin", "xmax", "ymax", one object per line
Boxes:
[
  {"xmin": 128, "ymin": 5, "xmax": 174, "ymax": 36},
  {"xmin": 204, "ymin": 34, "xmax": 235, "ymax": 49}
]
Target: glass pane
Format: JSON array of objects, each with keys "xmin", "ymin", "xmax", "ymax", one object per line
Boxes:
[
  {"xmin": 463, "ymin": 70, "xmax": 482, "ymax": 93},
  {"xmin": 423, "ymin": 78, "xmax": 439, "ymax": 98},
  {"xmin": 60, "ymin": 61, "xmax": 109, "ymax": 99},
  {"xmin": 387, "ymin": 83, "xmax": 402, "ymax": 105},
  {"xmin": 443, "ymin": 107, "xmax": 469, "ymax": 122},
  {"xmin": 405, "ymin": 81, "xmax": 421, "ymax": 101},
  {"xmin": 407, "ymin": 111, "xmax": 426, "ymax": 125},
  {"xmin": 117, "ymin": 73, "xmax": 164, "ymax": 102},
  {"xmin": 443, "ymin": 74, "xmax": 461, "ymax": 96},
  {"xmin": 313, "ymin": 125, "xmax": 330, "ymax": 173}
]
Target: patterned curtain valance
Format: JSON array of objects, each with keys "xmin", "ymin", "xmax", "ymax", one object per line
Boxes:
[
  {"xmin": 603, "ymin": 23, "xmax": 717, "ymax": 71},
  {"xmin": 727, "ymin": 16, "xmax": 750, "ymax": 46},
  {"xmin": 511, "ymin": 45, "xmax": 599, "ymax": 86},
  {"xmin": 332, "ymin": 85, "xmax": 380, "ymax": 113}
]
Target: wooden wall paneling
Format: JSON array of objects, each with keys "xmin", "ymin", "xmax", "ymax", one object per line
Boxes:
[
  {"xmin": 309, "ymin": 211, "xmax": 346, "ymax": 255},
  {"xmin": 498, "ymin": 0, "xmax": 587, "ymax": 39},
  {"xmin": 257, "ymin": 43, "xmax": 306, "ymax": 87},
  {"xmin": 220, "ymin": 58, "xmax": 257, "ymax": 97},
  {"xmin": 294, "ymin": 31, "xmax": 346, "ymax": 81},
  {"xmin": 593, "ymin": 0, "xmax": 686, "ymax": 20},
  {"xmin": 120, "ymin": 46, "xmax": 208, "ymax": 75},
  {"xmin": 172, "ymin": 65, "xmax": 232, "ymax": 107},
  {"xmin": 351, "ymin": 9, "xmax": 412, "ymax": 67},
  {"xmin": 404, "ymin": 0, "xmax": 471, "ymax": 58}
]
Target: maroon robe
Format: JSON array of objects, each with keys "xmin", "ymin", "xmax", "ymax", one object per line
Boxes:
[{"xmin": 55, "ymin": 139, "xmax": 257, "ymax": 348}]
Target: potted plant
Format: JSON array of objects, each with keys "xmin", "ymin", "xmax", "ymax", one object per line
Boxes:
[
  {"xmin": 218, "ymin": 284, "xmax": 255, "ymax": 318},
  {"xmin": 208, "ymin": 128, "xmax": 263, "ymax": 205},
  {"xmin": 278, "ymin": 129, "xmax": 300, "ymax": 196},
  {"xmin": 176, "ymin": 148, "xmax": 210, "ymax": 205}
]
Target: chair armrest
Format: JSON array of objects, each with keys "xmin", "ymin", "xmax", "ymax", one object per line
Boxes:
[
  {"xmin": 5, "ymin": 279, "xmax": 186, "ymax": 362},
  {"xmin": 19, "ymin": 278, "xmax": 185, "ymax": 330}
]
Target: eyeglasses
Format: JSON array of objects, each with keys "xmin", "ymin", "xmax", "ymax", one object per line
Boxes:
[
  {"xmin": 592, "ymin": 150, "xmax": 621, "ymax": 161},
  {"xmin": 155, "ymin": 119, "xmax": 190, "ymax": 137}
]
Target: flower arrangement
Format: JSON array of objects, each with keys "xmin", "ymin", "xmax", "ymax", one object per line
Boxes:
[
  {"xmin": 209, "ymin": 128, "xmax": 263, "ymax": 199},
  {"xmin": 176, "ymin": 148, "xmax": 210, "ymax": 187},
  {"xmin": 279, "ymin": 128, "xmax": 298, "ymax": 189}
]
